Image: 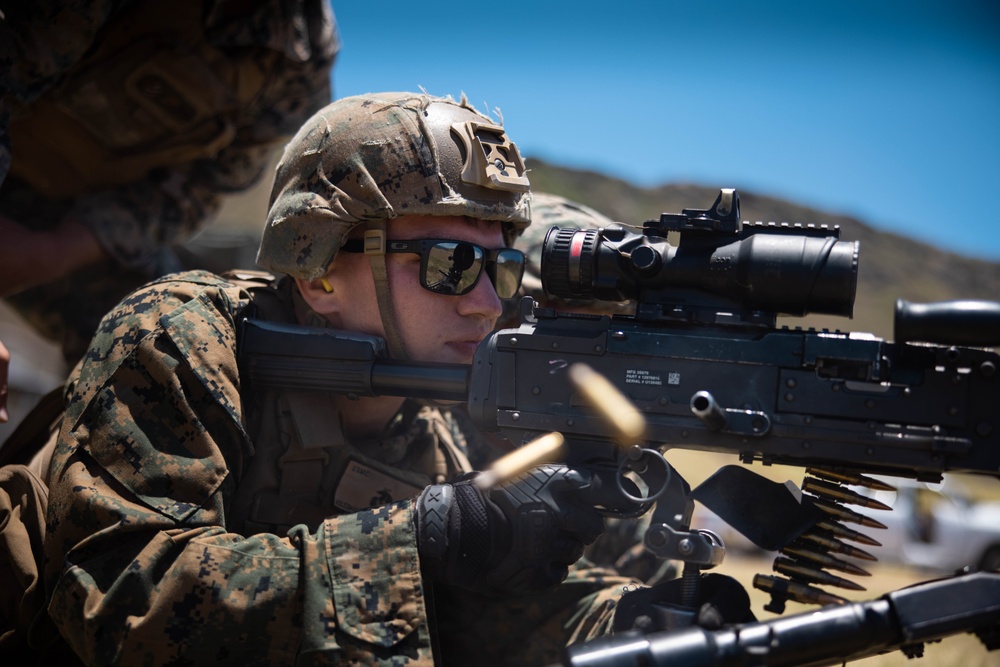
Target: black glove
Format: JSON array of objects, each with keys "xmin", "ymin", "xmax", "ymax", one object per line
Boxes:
[
  {"xmin": 415, "ymin": 464, "xmax": 605, "ymax": 596},
  {"xmin": 613, "ymin": 573, "xmax": 757, "ymax": 632}
]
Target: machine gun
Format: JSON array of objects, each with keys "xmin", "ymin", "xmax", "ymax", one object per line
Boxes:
[{"xmin": 238, "ymin": 189, "xmax": 1000, "ymax": 661}]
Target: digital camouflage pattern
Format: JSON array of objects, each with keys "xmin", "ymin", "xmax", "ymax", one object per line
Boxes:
[
  {"xmin": 433, "ymin": 564, "xmax": 630, "ymax": 665},
  {"xmin": 0, "ymin": 0, "xmax": 339, "ymax": 361},
  {"xmin": 42, "ymin": 270, "xmax": 636, "ymax": 665},
  {"xmin": 44, "ymin": 271, "xmax": 435, "ymax": 664}
]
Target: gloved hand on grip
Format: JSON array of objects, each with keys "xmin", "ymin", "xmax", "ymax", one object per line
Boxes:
[
  {"xmin": 613, "ymin": 573, "xmax": 757, "ymax": 632},
  {"xmin": 415, "ymin": 464, "xmax": 605, "ymax": 597}
]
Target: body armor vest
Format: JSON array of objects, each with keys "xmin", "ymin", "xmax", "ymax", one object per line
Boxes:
[{"xmin": 227, "ymin": 272, "xmax": 473, "ymax": 535}]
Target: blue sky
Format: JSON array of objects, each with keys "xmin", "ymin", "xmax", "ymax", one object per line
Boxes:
[{"xmin": 330, "ymin": 1, "xmax": 1000, "ymax": 261}]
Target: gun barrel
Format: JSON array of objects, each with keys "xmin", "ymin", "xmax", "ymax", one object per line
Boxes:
[
  {"xmin": 565, "ymin": 602, "xmax": 899, "ymax": 667},
  {"xmin": 895, "ymin": 299, "xmax": 1000, "ymax": 346},
  {"xmin": 562, "ymin": 572, "xmax": 1000, "ymax": 667}
]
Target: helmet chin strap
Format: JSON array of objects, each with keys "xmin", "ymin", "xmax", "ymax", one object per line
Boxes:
[
  {"xmin": 362, "ymin": 221, "xmax": 410, "ymax": 360},
  {"xmin": 363, "ymin": 221, "xmax": 466, "ymax": 409}
]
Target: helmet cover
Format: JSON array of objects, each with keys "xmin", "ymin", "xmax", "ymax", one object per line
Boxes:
[{"xmin": 258, "ymin": 91, "xmax": 531, "ymax": 278}]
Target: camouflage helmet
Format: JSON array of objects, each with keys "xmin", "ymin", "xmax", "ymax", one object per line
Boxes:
[
  {"xmin": 499, "ymin": 192, "xmax": 633, "ymax": 327},
  {"xmin": 257, "ymin": 91, "xmax": 531, "ymax": 279}
]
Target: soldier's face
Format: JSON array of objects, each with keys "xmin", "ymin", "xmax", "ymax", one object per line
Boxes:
[{"xmin": 322, "ymin": 215, "xmax": 506, "ymax": 364}]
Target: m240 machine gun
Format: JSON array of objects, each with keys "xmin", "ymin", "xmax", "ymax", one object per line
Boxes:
[{"xmin": 239, "ymin": 189, "xmax": 1000, "ymax": 664}]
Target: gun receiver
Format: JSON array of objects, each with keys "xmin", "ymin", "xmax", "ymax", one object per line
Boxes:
[
  {"xmin": 465, "ymin": 296, "xmax": 1000, "ymax": 482},
  {"xmin": 239, "ymin": 302, "xmax": 1000, "ymax": 480}
]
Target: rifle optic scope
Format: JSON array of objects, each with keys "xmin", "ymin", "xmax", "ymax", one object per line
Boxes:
[{"xmin": 540, "ymin": 189, "xmax": 859, "ymax": 318}]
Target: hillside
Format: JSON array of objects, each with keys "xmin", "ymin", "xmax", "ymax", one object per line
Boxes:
[{"xmin": 525, "ymin": 158, "xmax": 1000, "ymax": 339}]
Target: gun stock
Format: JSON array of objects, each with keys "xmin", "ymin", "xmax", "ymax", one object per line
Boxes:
[{"xmin": 238, "ymin": 318, "xmax": 468, "ymax": 401}]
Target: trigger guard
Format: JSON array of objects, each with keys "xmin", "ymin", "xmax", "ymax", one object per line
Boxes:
[{"xmin": 616, "ymin": 448, "xmax": 672, "ymax": 507}]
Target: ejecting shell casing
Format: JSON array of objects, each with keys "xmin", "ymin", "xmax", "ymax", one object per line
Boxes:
[
  {"xmin": 567, "ymin": 363, "xmax": 646, "ymax": 445},
  {"xmin": 475, "ymin": 432, "xmax": 566, "ymax": 489}
]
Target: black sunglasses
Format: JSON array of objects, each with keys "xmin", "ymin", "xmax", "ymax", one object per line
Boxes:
[{"xmin": 341, "ymin": 238, "xmax": 526, "ymax": 299}]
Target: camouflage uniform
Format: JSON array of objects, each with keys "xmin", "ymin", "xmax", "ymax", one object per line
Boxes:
[
  {"xmin": 0, "ymin": 0, "xmax": 339, "ymax": 361},
  {"xmin": 41, "ymin": 93, "xmax": 640, "ymax": 665},
  {"xmin": 42, "ymin": 270, "xmax": 632, "ymax": 665}
]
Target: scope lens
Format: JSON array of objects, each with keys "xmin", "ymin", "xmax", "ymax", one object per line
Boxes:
[{"xmin": 541, "ymin": 226, "xmax": 602, "ymax": 299}]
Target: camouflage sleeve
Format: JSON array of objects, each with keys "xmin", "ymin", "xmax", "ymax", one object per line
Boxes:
[{"xmin": 43, "ymin": 273, "xmax": 433, "ymax": 665}]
